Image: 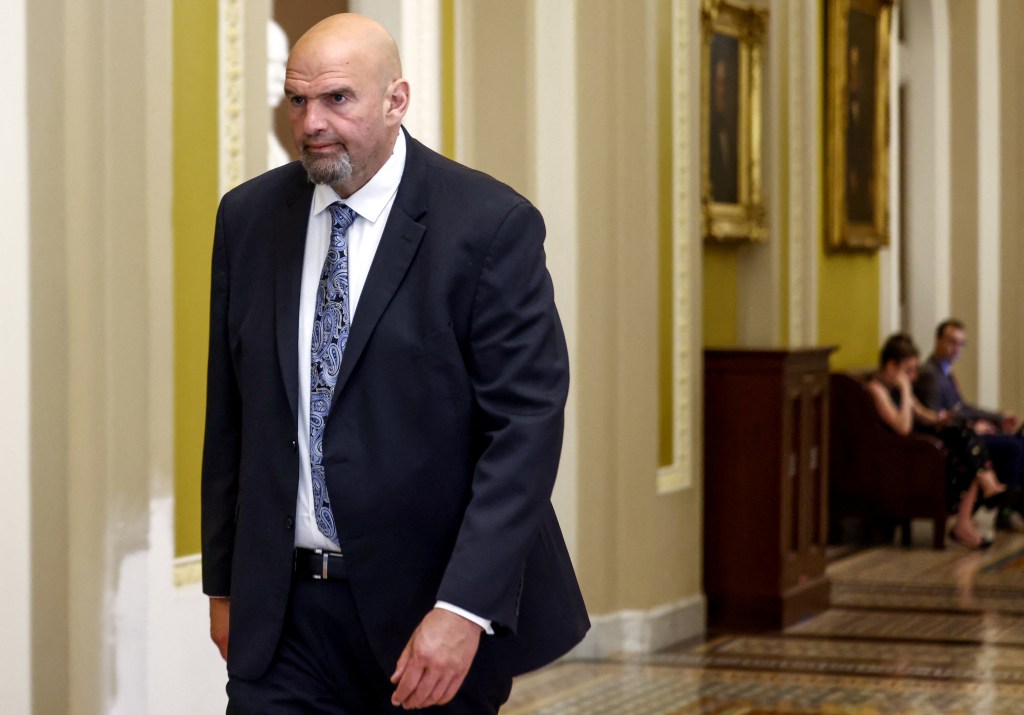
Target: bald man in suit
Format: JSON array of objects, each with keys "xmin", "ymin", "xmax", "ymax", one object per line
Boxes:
[{"xmin": 201, "ymin": 14, "xmax": 588, "ymax": 714}]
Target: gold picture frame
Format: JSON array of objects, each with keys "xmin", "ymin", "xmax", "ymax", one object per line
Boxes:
[
  {"xmin": 825, "ymin": 0, "xmax": 893, "ymax": 250},
  {"xmin": 701, "ymin": 0, "xmax": 767, "ymax": 243}
]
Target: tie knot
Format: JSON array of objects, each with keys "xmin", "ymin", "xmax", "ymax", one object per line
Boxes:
[{"xmin": 328, "ymin": 202, "xmax": 357, "ymax": 237}]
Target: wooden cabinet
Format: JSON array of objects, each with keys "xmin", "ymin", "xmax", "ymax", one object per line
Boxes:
[{"xmin": 703, "ymin": 347, "xmax": 834, "ymax": 630}]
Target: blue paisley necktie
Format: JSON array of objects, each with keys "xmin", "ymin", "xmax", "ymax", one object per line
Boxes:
[{"xmin": 309, "ymin": 202, "xmax": 357, "ymax": 545}]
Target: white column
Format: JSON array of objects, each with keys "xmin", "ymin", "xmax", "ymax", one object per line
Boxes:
[
  {"xmin": 533, "ymin": 0, "xmax": 579, "ymax": 557},
  {"xmin": 976, "ymin": 0, "xmax": 1000, "ymax": 404},
  {"xmin": 348, "ymin": 0, "xmax": 443, "ymax": 151},
  {"xmin": 789, "ymin": 0, "xmax": 822, "ymax": 345},
  {"xmin": 904, "ymin": 0, "xmax": 951, "ymax": 345},
  {"xmin": 349, "ymin": 0, "xmax": 401, "ymax": 33},
  {"xmin": 880, "ymin": 8, "xmax": 904, "ymax": 337},
  {"xmin": 931, "ymin": 0, "xmax": 952, "ymax": 330},
  {"xmin": 764, "ymin": 0, "xmax": 821, "ymax": 348},
  {"xmin": 400, "ymin": 0, "xmax": 442, "ymax": 150},
  {"xmin": 0, "ymin": 0, "xmax": 32, "ymax": 709}
]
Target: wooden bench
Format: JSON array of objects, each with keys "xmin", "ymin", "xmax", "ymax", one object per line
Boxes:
[{"xmin": 828, "ymin": 371, "xmax": 949, "ymax": 549}]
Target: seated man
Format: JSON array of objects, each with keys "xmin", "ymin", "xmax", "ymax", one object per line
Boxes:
[{"xmin": 914, "ymin": 318, "xmax": 1024, "ymax": 531}]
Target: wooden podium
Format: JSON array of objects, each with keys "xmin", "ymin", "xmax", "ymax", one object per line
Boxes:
[{"xmin": 703, "ymin": 347, "xmax": 834, "ymax": 630}]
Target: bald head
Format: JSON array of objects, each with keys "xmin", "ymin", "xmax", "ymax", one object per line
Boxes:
[
  {"xmin": 284, "ymin": 13, "xmax": 410, "ymax": 197},
  {"xmin": 291, "ymin": 13, "xmax": 402, "ymax": 90}
]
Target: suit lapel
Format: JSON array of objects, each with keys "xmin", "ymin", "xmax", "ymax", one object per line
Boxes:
[
  {"xmin": 330, "ymin": 131, "xmax": 429, "ymax": 403},
  {"xmin": 274, "ymin": 168, "xmax": 316, "ymax": 425}
]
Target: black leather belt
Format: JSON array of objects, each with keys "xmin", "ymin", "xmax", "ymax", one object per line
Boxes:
[{"xmin": 293, "ymin": 547, "xmax": 348, "ymax": 581}]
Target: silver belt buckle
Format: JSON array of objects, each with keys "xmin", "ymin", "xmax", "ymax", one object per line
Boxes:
[
  {"xmin": 311, "ymin": 548, "xmax": 341, "ymax": 580},
  {"xmin": 311, "ymin": 548, "xmax": 326, "ymax": 580}
]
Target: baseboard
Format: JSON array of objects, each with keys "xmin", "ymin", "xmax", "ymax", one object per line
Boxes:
[{"xmin": 566, "ymin": 594, "xmax": 706, "ymax": 660}]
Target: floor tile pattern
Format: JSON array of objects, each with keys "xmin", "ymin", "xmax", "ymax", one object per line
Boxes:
[{"xmin": 505, "ymin": 534, "xmax": 1024, "ymax": 714}]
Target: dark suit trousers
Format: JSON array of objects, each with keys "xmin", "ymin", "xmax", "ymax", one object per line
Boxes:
[
  {"xmin": 982, "ymin": 433, "xmax": 1024, "ymax": 503},
  {"xmin": 226, "ymin": 576, "xmax": 512, "ymax": 715}
]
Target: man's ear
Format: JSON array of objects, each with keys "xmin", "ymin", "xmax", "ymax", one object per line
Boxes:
[{"xmin": 385, "ymin": 79, "xmax": 410, "ymax": 124}]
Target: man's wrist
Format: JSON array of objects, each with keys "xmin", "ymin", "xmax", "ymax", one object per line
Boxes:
[{"xmin": 434, "ymin": 601, "xmax": 493, "ymax": 635}]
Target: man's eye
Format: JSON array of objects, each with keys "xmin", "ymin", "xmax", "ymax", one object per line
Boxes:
[
  {"xmin": 331, "ymin": 94, "xmax": 346, "ymax": 104},
  {"xmin": 289, "ymin": 96, "xmax": 305, "ymax": 106}
]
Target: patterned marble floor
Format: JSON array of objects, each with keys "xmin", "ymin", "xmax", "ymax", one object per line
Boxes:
[{"xmin": 505, "ymin": 532, "xmax": 1024, "ymax": 714}]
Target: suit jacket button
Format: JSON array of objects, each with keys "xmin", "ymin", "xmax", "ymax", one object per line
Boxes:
[
  {"xmin": 285, "ymin": 516, "xmax": 294, "ymax": 530},
  {"xmin": 289, "ymin": 440, "xmax": 297, "ymax": 453}
]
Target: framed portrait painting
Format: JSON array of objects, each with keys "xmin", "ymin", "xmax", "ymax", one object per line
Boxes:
[
  {"xmin": 701, "ymin": 0, "xmax": 767, "ymax": 243},
  {"xmin": 825, "ymin": 0, "xmax": 893, "ymax": 250}
]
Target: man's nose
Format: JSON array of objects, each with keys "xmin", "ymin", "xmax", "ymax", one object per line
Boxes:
[{"xmin": 302, "ymin": 102, "xmax": 328, "ymax": 135}]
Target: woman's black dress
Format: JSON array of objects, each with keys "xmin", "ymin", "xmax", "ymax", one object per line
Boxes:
[{"xmin": 887, "ymin": 384, "xmax": 990, "ymax": 512}]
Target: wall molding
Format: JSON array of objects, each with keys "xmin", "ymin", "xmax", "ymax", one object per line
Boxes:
[
  {"xmin": 219, "ymin": 0, "xmax": 245, "ymax": 195},
  {"xmin": 400, "ymin": 0, "xmax": 442, "ymax": 150},
  {"xmin": 2, "ymin": 0, "xmax": 31, "ymax": 708},
  {"xmin": 567, "ymin": 595, "xmax": 706, "ymax": 659},
  {"xmin": 787, "ymin": 0, "xmax": 806, "ymax": 344},
  {"xmin": 659, "ymin": 0, "xmax": 699, "ymax": 494},
  {"xmin": 784, "ymin": 0, "xmax": 822, "ymax": 347}
]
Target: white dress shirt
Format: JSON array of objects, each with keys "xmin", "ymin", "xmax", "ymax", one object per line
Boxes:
[{"xmin": 293, "ymin": 131, "xmax": 491, "ymax": 633}]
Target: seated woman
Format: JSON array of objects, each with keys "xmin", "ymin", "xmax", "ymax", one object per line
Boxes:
[{"xmin": 867, "ymin": 333, "xmax": 1005, "ymax": 549}]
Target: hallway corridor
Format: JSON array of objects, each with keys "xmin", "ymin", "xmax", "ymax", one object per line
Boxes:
[{"xmin": 506, "ymin": 533, "xmax": 1024, "ymax": 714}]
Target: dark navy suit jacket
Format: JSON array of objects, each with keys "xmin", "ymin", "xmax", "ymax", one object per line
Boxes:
[
  {"xmin": 914, "ymin": 355, "xmax": 1002, "ymax": 425},
  {"xmin": 201, "ymin": 130, "xmax": 589, "ymax": 681}
]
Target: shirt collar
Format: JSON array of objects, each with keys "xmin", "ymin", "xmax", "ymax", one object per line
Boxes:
[
  {"xmin": 311, "ymin": 130, "xmax": 407, "ymax": 224},
  {"xmin": 934, "ymin": 356, "xmax": 953, "ymax": 376}
]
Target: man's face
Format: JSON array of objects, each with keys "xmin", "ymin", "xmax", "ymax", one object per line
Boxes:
[
  {"xmin": 936, "ymin": 326, "xmax": 967, "ymax": 363},
  {"xmin": 284, "ymin": 39, "xmax": 401, "ymax": 196}
]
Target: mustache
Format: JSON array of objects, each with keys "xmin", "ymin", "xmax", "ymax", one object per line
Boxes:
[{"xmin": 302, "ymin": 135, "xmax": 345, "ymax": 149}]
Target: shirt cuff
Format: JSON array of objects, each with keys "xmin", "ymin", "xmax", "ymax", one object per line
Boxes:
[{"xmin": 435, "ymin": 601, "xmax": 494, "ymax": 635}]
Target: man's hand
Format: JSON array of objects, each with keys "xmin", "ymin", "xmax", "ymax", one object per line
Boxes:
[
  {"xmin": 973, "ymin": 419, "xmax": 999, "ymax": 435},
  {"xmin": 390, "ymin": 608, "xmax": 482, "ymax": 709},
  {"xmin": 209, "ymin": 597, "xmax": 230, "ymax": 662},
  {"xmin": 1002, "ymin": 412, "xmax": 1019, "ymax": 433}
]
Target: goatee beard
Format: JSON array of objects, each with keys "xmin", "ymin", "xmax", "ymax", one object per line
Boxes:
[{"xmin": 301, "ymin": 148, "xmax": 353, "ymax": 186}]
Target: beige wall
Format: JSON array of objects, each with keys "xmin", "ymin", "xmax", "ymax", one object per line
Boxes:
[
  {"xmin": 26, "ymin": 0, "xmax": 70, "ymax": 711},
  {"xmin": 453, "ymin": 0, "xmax": 704, "ymax": 636},
  {"xmin": 574, "ymin": 0, "xmax": 701, "ymax": 615},
  {"xmin": 948, "ymin": 0, "xmax": 980, "ymax": 399},
  {"xmin": 942, "ymin": 0, "xmax": 1024, "ymax": 416},
  {"xmin": 453, "ymin": 1, "xmax": 535, "ymax": 197},
  {"xmin": 18, "ymin": 0, "xmax": 201, "ymax": 711},
  {"xmin": 998, "ymin": 1, "xmax": 1024, "ymax": 417}
]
